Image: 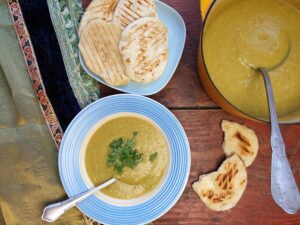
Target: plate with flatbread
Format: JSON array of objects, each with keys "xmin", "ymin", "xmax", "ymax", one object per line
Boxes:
[{"xmin": 79, "ymin": 0, "xmax": 186, "ymax": 95}]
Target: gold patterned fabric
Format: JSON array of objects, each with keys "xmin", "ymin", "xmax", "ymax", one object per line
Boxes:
[{"xmin": 0, "ymin": 1, "xmax": 84, "ymax": 224}]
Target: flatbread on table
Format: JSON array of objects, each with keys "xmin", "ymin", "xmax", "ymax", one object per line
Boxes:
[
  {"xmin": 113, "ymin": 0, "xmax": 157, "ymax": 30},
  {"xmin": 221, "ymin": 120, "xmax": 259, "ymax": 167},
  {"xmin": 79, "ymin": 20, "xmax": 129, "ymax": 86},
  {"xmin": 119, "ymin": 17, "xmax": 168, "ymax": 83},
  {"xmin": 78, "ymin": 0, "xmax": 118, "ymax": 36},
  {"xmin": 192, "ymin": 154, "xmax": 247, "ymax": 211}
]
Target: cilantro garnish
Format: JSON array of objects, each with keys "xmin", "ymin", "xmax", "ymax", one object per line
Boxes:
[
  {"xmin": 107, "ymin": 132, "xmax": 143, "ymax": 174},
  {"xmin": 149, "ymin": 152, "xmax": 158, "ymax": 163}
]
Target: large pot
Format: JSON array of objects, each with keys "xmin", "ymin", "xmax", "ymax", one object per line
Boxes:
[{"xmin": 197, "ymin": 0, "xmax": 300, "ymax": 124}]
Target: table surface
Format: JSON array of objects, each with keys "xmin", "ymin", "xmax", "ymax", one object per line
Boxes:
[{"xmin": 83, "ymin": 1, "xmax": 300, "ymax": 224}]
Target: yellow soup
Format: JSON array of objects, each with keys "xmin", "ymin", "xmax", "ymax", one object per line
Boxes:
[
  {"xmin": 85, "ymin": 115, "xmax": 168, "ymax": 199},
  {"xmin": 203, "ymin": 0, "xmax": 300, "ymax": 120}
]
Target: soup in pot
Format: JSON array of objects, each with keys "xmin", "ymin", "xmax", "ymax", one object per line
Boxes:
[{"xmin": 203, "ymin": 0, "xmax": 300, "ymax": 120}]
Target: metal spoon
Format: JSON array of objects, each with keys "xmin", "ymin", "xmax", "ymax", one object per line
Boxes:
[
  {"xmin": 41, "ymin": 178, "xmax": 117, "ymax": 222},
  {"xmin": 258, "ymin": 68, "xmax": 300, "ymax": 214}
]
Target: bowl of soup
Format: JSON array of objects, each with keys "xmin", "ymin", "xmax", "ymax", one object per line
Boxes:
[
  {"xmin": 80, "ymin": 112, "xmax": 170, "ymax": 205},
  {"xmin": 59, "ymin": 94, "xmax": 190, "ymax": 225},
  {"xmin": 198, "ymin": 0, "xmax": 300, "ymax": 123}
]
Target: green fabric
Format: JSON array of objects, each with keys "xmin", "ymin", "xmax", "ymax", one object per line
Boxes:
[
  {"xmin": 0, "ymin": 1, "xmax": 84, "ymax": 224},
  {"xmin": 45, "ymin": 1, "xmax": 102, "ymax": 224},
  {"xmin": 46, "ymin": 0, "xmax": 100, "ymax": 108}
]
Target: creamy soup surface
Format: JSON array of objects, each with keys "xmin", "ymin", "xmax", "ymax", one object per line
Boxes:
[
  {"xmin": 85, "ymin": 115, "xmax": 168, "ymax": 199},
  {"xmin": 203, "ymin": 0, "xmax": 300, "ymax": 120}
]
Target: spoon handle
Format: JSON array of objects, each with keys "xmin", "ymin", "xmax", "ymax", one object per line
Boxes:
[
  {"xmin": 41, "ymin": 178, "xmax": 117, "ymax": 222},
  {"xmin": 260, "ymin": 68, "xmax": 300, "ymax": 214}
]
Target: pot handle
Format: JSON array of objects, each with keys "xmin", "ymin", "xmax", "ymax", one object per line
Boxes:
[{"xmin": 200, "ymin": 0, "xmax": 214, "ymax": 20}]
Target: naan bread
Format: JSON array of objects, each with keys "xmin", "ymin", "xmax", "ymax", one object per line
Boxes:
[
  {"xmin": 79, "ymin": 20, "xmax": 129, "ymax": 86},
  {"xmin": 221, "ymin": 120, "xmax": 259, "ymax": 167},
  {"xmin": 78, "ymin": 0, "xmax": 118, "ymax": 36},
  {"xmin": 119, "ymin": 17, "xmax": 168, "ymax": 83},
  {"xmin": 113, "ymin": 0, "xmax": 157, "ymax": 30},
  {"xmin": 192, "ymin": 154, "xmax": 247, "ymax": 211}
]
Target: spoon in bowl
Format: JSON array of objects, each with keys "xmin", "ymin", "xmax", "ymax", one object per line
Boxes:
[{"xmin": 41, "ymin": 178, "xmax": 117, "ymax": 222}]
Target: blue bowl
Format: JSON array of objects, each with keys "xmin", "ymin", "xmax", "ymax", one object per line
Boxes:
[
  {"xmin": 79, "ymin": 1, "xmax": 186, "ymax": 95},
  {"xmin": 59, "ymin": 94, "xmax": 190, "ymax": 225}
]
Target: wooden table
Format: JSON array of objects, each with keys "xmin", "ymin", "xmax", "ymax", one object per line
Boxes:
[{"xmin": 83, "ymin": 1, "xmax": 300, "ymax": 224}]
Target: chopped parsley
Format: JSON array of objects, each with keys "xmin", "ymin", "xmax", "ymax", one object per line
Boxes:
[
  {"xmin": 149, "ymin": 152, "xmax": 158, "ymax": 163},
  {"xmin": 107, "ymin": 132, "xmax": 143, "ymax": 174}
]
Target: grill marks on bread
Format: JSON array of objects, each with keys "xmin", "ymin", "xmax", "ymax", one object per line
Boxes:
[
  {"xmin": 113, "ymin": 0, "xmax": 157, "ymax": 30},
  {"xmin": 215, "ymin": 161, "xmax": 239, "ymax": 190},
  {"xmin": 79, "ymin": 20, "xmax": 128, "ymax": 86},
  {"xmin": 192, "ymin": 154, "xmax": 247, "ymax": 211},
  {"xmin": 119, "ymin": 17, "xmax": 168, "ymax": 83},
  {"xmin": 78, "ymin": 0, "xmax": 117, "ymax": 36},
  {"xmin": 221, "ymin": 120, "xmax": 259, "ymax": 167},
  {"xmin": 192, "ymin": 120, "xmax": 258, "ymax": 211}
]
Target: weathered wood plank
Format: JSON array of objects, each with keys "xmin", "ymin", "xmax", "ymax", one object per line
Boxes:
[{"xmin": 155, "ymin": 109, "xmax": 300, "ymax": 225}]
